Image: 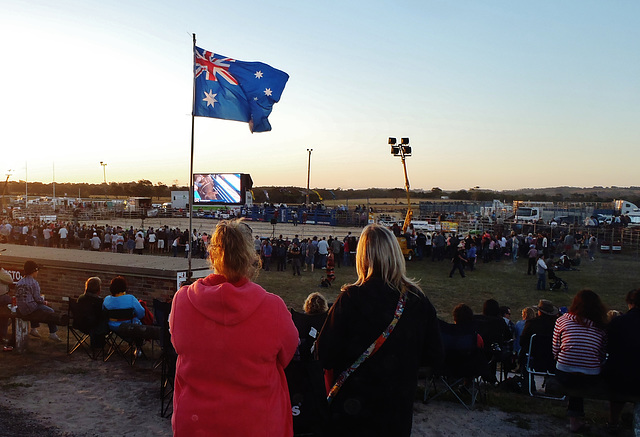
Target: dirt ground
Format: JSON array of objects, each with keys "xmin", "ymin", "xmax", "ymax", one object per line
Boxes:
[{"xmin": 0, "ymin": 335, "xmax": 586, "ymax": 437}]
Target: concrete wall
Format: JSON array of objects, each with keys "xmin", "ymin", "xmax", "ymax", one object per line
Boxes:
[{"xmin": 0, "ymin": 247, "xmax": 211, "ymax": 313}]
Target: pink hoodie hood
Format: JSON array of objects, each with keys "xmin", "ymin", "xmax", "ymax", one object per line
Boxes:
[{"xmin": 181, "ymin": 274, "xmax": 267, "ymax": 326}]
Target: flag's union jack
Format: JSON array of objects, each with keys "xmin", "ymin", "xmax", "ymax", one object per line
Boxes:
[{"xmin": 195, "ymin": 50, "xmax": 238, "ymax": 85}]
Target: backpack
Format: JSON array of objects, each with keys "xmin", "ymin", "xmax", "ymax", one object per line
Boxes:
[
  {"xmin": 498, "ymin": 375, "xmax": 525, "ymax": 394},
  {"xmin": 138, "ymin": 300, "xmax": 155, "ymax": 325}
]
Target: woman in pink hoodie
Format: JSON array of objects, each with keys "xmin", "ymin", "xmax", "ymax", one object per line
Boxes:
[{"xmin": 170, "ymin": 220, "xmax": 298, "ymax": 437}]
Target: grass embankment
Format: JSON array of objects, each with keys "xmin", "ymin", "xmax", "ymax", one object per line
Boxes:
[
  {"xmin": 2, "ymin": 253, "xmax": 637, "ymax": 431},
  {"xmin": 255, "ymin": 253, "xmax": 639, "ymax": 429}
]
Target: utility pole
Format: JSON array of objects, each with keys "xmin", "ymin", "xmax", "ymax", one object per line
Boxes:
[
  {"xmin": 306, "ymin": 148, "xmax": 313, "ymax": 205},
  {"xmin": 100, "ymin": 161, "xmax": 108, "ymax": 201}
]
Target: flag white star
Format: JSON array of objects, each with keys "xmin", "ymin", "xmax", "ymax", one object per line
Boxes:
[
  {"xmin": 254, "ymin": 70, "xmax": 263, "ymax": 79},
  {"xmin": 203, "ymin": 90, "xmax": 217, "ymax": 107},
  {"xmin": 254, "ymin": 97, "xmax": 259, "ymax": 101},
  {"xmin": 264, "ymin": 88, "xmax": 273, "ymax": 97}
]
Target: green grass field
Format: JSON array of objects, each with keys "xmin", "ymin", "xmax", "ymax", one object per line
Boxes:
[{"xmin": 255, "ymin": 253, "xmax": 639, "ymax": 320}]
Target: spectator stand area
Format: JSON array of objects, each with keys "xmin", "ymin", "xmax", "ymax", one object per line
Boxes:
[
  {"xmin": 0, "ymin": 243, "xmax": 210, "ymax": 313},
  {"xmin": 1, "ymin": 244, "xmax": 209, "ymax": 417}
]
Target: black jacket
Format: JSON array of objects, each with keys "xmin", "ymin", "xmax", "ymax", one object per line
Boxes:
[
  {"xmin": 518, "ymin": 314, "xmax": 558, "ymax": 370},
  {"xmin": 75, "ymin": 293, "xmax": 104, "ymax": 333},
  {"xmin": 605, "ymin": 307, "xmax": 640, "ymax": 394},
  {"xmin": 317, "ymin": 278, "xmax": 442, "ymax": 437}
]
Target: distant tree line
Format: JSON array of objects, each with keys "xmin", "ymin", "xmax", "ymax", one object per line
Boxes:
[
  {"xmin": 3, "ymin": 180, "xmax": 182, "ymax": 200},
  {"xmin": 248, "ymin": 186, "xmax": 635, "ymax": 205},
  {"xmin": 4, "ymin": 180, "xmax": 639, "ymax": 206}
]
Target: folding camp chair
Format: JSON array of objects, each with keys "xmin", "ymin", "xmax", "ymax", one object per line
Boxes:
[
  {"xmin": 473, "ymin": 315, "xmax": 512, "ymax": 384},
  {"xmin": 67, "ymin": 300, "xmax": 105, "ymax": 360},
  {"xmin": 153, "ymin": 299, "xmax": 175, "ymax": 418},
  {"xmin": 424, "ymin": 320, "xmax": 488, "ymax": 410},
  {"xmin": 103, "ymin": 307, "xmax": 138, "ymax": 365},
  {"xmin": 524, "ymin": 333, "xmax": 565, "ymax": 400},
  {"xmin": 290, "ymin": 309, "xmax": 327, "ymax": 361},
  {"xmin": 288, "ymin": 309, "xmax": 329, "ymax": 436}
]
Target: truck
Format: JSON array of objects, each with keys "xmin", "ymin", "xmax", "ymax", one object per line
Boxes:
[
  {"xmin": 613, "ymin": 199, "xmax": 640, "ymax": 224},
  {"xmin": 171, "ymin": 191, "xmax": 189, "ymax": 210},
  {"xmin": 514, "ymin": 206, "xmax": 542, "ymax": 223},
  {"xmin": 513, "ymin": 201, "xmax": 555, "ymax": 223}
]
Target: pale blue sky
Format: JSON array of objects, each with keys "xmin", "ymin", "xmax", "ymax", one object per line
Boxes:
[{"xmin": 1, "ymin": 0, "xmax": 638, "ymax": 191}]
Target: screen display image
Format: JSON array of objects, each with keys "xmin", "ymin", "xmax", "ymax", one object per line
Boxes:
[{"xmin": 193, "ymin": 173, "xmax": 242, "ymax": 204}]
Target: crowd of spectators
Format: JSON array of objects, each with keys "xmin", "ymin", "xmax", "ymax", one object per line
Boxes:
[
  {"xmin": 256, "ymin": 233, "xmax": 358, "ymax": 277},
  {"xmin": 400, "ymin": 227, "xmax": 598, "ymax": 265},
  {"xmin": 442, "ymin": 290, "xmax": 639, "ymax": 433},
  {"xmin": 2, "ymin": 215, "xmax": 639, "ymax": 435},
  {"xmin": 0, "ymin": 219, "xmax": 212, "ymax": 259}
]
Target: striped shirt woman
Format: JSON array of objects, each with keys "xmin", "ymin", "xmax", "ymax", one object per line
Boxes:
[
  {"xmin": 553, "ymin": 312, "xmax": 606, "ymax": 375},
  {"xmin": 551, "ymin": 289, "xmax": 608, "ymax": 432}
]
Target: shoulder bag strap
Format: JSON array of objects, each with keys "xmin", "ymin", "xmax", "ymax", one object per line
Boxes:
[{"xmin": 327, "ymin": 291, "xmax": 407, "ymax": 405}]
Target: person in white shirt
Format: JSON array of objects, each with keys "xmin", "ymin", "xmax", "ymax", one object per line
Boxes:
[
  {"xmin": 58, "ymin": 226, "xmax": 69, "ymax": 248},
  {"xmin": 536, "ymin": 254, "xmax": 548, "ymax": 290},
  {"xmin": 317, "ymin": 237, "xmax": 329, "ymax": 269},
  {"xmin": 43, "ymin": 227, "xmax": 52, "ymax": 247},
  {"xmin": 90, "ymin": 233, "xmax": 101, "ymax": 251},
  {"xmin": 148, "ymin": 230, "xmax": 157, "ymax": 254}
]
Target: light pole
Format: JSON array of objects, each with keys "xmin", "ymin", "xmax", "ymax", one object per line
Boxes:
[
  {"xmin": 100, "ymin": 161, "xmax": 108, "ymax": 202},
  {"xmin": 389, "ymin": 137, "xmax": 412, "ymax": 232},
  {"xmin": 306, "ymin": 148, "xmax": 313, "ymax": 205},
  {"xmin": 100, "ymin": 161, "xmax": 107, "ymax": 184}
]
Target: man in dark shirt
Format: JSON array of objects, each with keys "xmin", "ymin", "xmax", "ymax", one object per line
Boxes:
[
  {"xmin": 518, "ymin": 299, "xmax": 559, "ymax": 373},
  {"xmin": 605, "ymin": 289, "xmax": 640, "ymax": 428}
]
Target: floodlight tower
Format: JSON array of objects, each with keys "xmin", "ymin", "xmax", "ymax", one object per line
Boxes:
[
  {"xmin": 100, "ymin": 161, "xmax": 108, "ymax": 202},
  {"xmin": 100, "ymin": 161, "xmax": 107, "ymax": 184},
  {"xmin": 1, "ymin": 169, "xmax": 13, "ymax": 212},
  {"xmin": 389, "ymin": 137, "xmax": 412, "ymax": 233}
]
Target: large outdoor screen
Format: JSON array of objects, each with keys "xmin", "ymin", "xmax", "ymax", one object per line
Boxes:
[{"xmin": 193, "ymin": 173, "xmax": 243, "ymax": 204}]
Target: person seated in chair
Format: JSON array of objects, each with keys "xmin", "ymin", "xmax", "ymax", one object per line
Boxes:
[
  {"xmin": 103, "ymin": 276, "xmax": 145, "ymax": 354},
  {"xmin": 453, "ymin": 303, "xmax": 484, "ymax": 348},
  {"xmin": 16, "ymin": 261, "xmax": 61, "ymax": 341},
  {"xmin": 553, "ymin": 290, "xmax": 607, "ymax": 432},
  {"xmin": 472, "ymin": 299, "xmax": 511, "ymax": 383},
  {"xmin": 76, "ymin": 276, "xmax": 107, "ymax": 349},
  {"xmin": 604, "ymin": 289, "xmax": 640, "ymax": 431},
  {"xmin": 499, "ymin": 305, "xmax": 517, "ymax": 374},
  {"xmin": 436, "ymin": 304, "xmax": 490, "ymax": 383},
  {"xmin": 514, "ymin": 307, "xmax": 536, "ymax": 355},
  {"xmin": 518, "ymin": 299, "xmax": 559, "ymax": 378},
  {"xmin": 0, "ymin": 263, "xmax": 14, "ymax": 349},
  {"xmin": 291, "ymin": 292, "xmax": 329, "ymax": 361}
]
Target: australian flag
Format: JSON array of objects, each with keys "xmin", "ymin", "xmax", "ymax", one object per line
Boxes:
[{"xmin": 193, "ymin": 46, "xmax": 289, "ymax": 133}]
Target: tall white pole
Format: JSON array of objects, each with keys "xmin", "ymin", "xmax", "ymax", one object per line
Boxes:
[{"xmin": 306, "ymin": 148, "xmax": 313, "ymax": 205}]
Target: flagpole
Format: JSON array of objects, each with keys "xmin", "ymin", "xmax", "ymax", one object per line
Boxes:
[{"xmin": 187, "ymin": 33, "xmax": 196, "ymax": 282}]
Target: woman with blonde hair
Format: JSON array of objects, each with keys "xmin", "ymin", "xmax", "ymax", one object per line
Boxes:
[
  {"xmin": 303, "ymin": 292, "xmax": 328, "ymax": 315},
  {"xmin": 514, "ymin": 306, "xmax": 536, "ymax": 354},
  {"xmin": 317, "ymin": 224, "xmax": 443, "ymax": 437},
  {"xmin": 170, "ymin": 219, "xmax": 298, "ymax": 437}
]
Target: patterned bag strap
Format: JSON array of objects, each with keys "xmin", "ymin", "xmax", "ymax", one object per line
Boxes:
[{"xmin": 327, "ymin": 291, "xmax": 407, "ymax": 405}]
